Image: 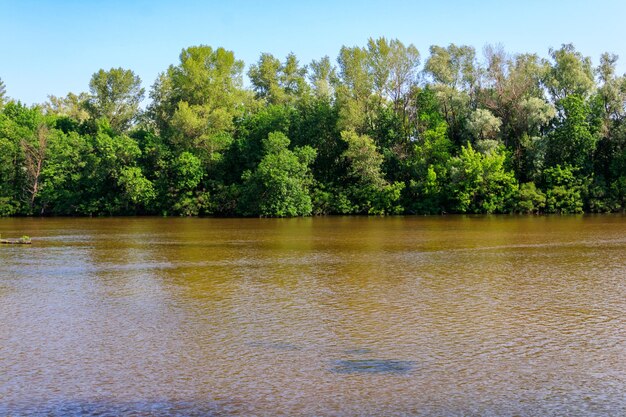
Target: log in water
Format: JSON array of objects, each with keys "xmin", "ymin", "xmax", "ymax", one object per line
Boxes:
[{"xmin": 0, "ymin": 238, "xmax": 31, "ymax": 244}]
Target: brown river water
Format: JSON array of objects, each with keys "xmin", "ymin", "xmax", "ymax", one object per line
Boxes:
[{"xmin": 0, "ymin": 216, "xmax": 625, "ymax": 416}]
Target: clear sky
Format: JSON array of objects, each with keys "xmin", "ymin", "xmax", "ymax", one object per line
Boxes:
[{"xmin": 2, "ymin": 0, "xmax": 625, "ymax": 105}]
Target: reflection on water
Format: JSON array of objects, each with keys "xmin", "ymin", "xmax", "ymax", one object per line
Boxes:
[{"xmin": 1, "ymin": 216, "xmax": 625, "ymax": 416}]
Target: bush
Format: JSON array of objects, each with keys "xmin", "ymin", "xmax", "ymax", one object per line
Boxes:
[
  {"xmin": 516, "ymin": 182, "xmax": 546, "ymax": 214},
  {"xmin": 543, "ymin": 165, "xmax": 585, "ymax": 214}
]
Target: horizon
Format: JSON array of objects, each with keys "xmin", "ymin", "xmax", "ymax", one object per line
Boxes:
[{"xmin": 2, "ymin": 0, "xmax": 626, "ymax": 105}]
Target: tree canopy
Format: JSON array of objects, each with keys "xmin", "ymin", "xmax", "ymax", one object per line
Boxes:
[{"xmin": 1, "ymin": 39, "xmax": 626, "ymax": 217}]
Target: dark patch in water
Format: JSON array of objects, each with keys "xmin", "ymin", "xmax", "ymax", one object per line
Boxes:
[
  {"xmin": 343, "ymin": 348, "xmax": 373, "ymax": 355},
  {"xmin": 331, "ymin": 359, "xmax": 415, "ymax": 374},
  {"xmin": 246, "ymin": 341, "xmax": 302, "ymax": 351}
]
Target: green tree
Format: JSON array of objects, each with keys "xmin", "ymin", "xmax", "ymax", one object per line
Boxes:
[
  {"xmin": 593, "ymin": 53, "xmax": 626, "ymax": 187},
  {"xmin": 447, "ymin": 143, "xmax": 518, "ymax": 213},
  {"xmin": 544, "ymin": 44, "xmax": 595, "ymax": 101},
  {"xmin": 467, "ymin": 108, "xmax": 502, "ymax": 141},
  {"xmin": 86, "ymin": 68, "xmax": 144, "ymax": 132},
  {"xmin": 515, "ymin": 182, "xmax": 546, "ymax": 213},
  {"xmin": 366, "ymin": 37, "xmax": 420, "ymax": 115},
  {"xmin": 73, "ymin": 120, "xmax": 153, "ymax": 215},
  {"xmin": 400, "ymin": 87, "xmax": 453, "ymax": 214},
  {"xmin": 0, "ymin": 103, "xmax": 47, "ymax": 215},
  {"xmin": 44, "ymin": 92, "xmax": 90, "ymax": 122},
  {"xmin": 37, "ymin": 129, "xmax": 89, "ymax": 215},
  {"xmin": 542, "ymin": 165, "xmax": 585, "ymax": 213},
  {"xmin": 479, "ymin": 48, "xmax": 554, "ymax": 176},
  {"xmin": 150, "ymin": 45, "xmax": 250, "ymax": 170},
  {"xmin": 248, "ymin": 53, "xmax": 309, "ymax": 105},
  {"xmin": 309, "ymin": 56, "xmax": 337, "ymax": 100},
  {"xmin": 335, "ymin": 44, "xmax": 375, "ymax": 132},
  {"xmin": 423, "ymin": 44, "xmax": 479, "ymax": 144},
  {"xmin": 239, "ymin": 132, "xmax": 316, "ymax": 217},
  {"xmin": 21, "ymin": 123, "xmax": 50, "ymax": 210},
  {"xmin": 546, "ymin": 94, "xmax": 597, "ymax": 173},
  {"xmin": 248, "ymin": 53, "xmax": 282, "ymax": 102},
  {"xmin": 340, "ymin": 130, "xmax": 404, "ymax": 214},
  {"xmin": 166, "ymin": 151, "xmax": 211, "ymax": 216}
]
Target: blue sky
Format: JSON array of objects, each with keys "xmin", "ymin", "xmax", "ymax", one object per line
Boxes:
[{"xmin": 2, "ymin": 0, "xmax": 625, "ymax": 105}]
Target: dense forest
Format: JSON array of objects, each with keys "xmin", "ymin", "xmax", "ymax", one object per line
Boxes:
[{"xmin": 1, "ymin": 39, "xmax": 626, "ymax": 217}]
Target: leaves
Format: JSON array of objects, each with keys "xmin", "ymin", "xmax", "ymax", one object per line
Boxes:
[{"xmin": 2, "ymin": 40, "xmax": 626, "ymax": 217}]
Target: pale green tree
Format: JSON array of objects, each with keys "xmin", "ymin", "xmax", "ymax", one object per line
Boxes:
[
  {"xmin": 150, "ymin": 45, "xmax": 250, "ymax": 167},
  {"xmin": 309, "ymin": 56, "xmax": 336, "ymax": 99},
  {"xmin": 544, "ymin": 44, "xmax": 595, "ymax": 101},
  {"xmin": 424, "ymin": 44, "xmax": 480, "ymax": 143},
  {"xmin": 86, "ymin": 68, "xmax": 145, "ymax": 132},
  {"xmin": 480, "ymin": 47, "xmax": 555, "ymax": 178},
  {"xmin": 248, "ymin": 52, "xmax": 308, "ymax": 105},
  {"xmin": 467, "ymin": 108, "xmax": 502, "ymax": 141},
  {"xmin": 248, "ymin": 53, "xmax": 282, "ymax": 103},
  {"xmin": 335, "ymin": 45, "xmax": 374, "ymax": 131},
  {"xmin": 44, "ymin": 92, "xmax": 90, "ymax": 121},
  {"xmin": 367, "ymin": 37, "xmax": 420, "ymax": 107}
]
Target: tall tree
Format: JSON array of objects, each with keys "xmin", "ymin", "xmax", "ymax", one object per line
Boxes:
[
  {"xmin": 544, "ymin": 44, "xmax": 595, "ymax": 102},
  {"xmin": 335, "ymin": 44, "xmax": 374, "ymax": 132},
  {"xmin": 248, "ymin": 52, "xmax": 308, "ymax": 105},
  {"xmin": 546, "ymin": 94, "xmax": 598, "ymax": 173},
  {"xmin": 423, "ymin": 44, "xmax": 480, "ymax": 144},
  {"xmin": 44, "ymin": 92, "xmax": 90, "ymax": 122},
  {"xmin": 309, "ymin": 56, "xmax": 336, "ymax": 100},
  {"xmin": 21, "ymin": 123, "xmax": 49, "ymax": 210},
  {"xmin": 366, "ymin": 37, "xmax": 420, "ymax": 114},
  {"xmin": 86, "ymin": 68, "xmax": 144, "ymax": 132},
  {"xmin": 248, "ymin": 53, "xmax": 282, "ymax": 103},
  {"xmin": 150, "ymin": 45, "xmax": 250, "ymax": 169},
  {"xmin": 479, "ymin": 48, "xmax": 554, "ymax": 179}
]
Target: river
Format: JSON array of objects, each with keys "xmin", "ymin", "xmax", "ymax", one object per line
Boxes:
[{"xmin": 1, "ymin": 216, "xmax": 625, "ymax": 416}]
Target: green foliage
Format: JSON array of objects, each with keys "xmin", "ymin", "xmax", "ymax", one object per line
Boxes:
[
  {"xmin": 542, "ymin": 165, "xmax": 585, "ymax": 214},
  {"xmin": 467, "ymin": 109, "xmax": 501, "ymax": 141},
  {"xmin": 610, "ymin": 176, "xmax": 626, "ymax": 210},
  {"xmin": 1, "ymin": 40, "xmax": 625, "ymax": 217},
  {"xmin": 0, "ymin": 197, "xmax": 19, "ymax": 217},
  {"xmin": 404, "ymin": 111, "xmax": 453, "ymax": 214},
  {"xmin": 309, "ymin": 56, "xmax": 336, "ymax": 99},
  {"xmin": 310, "ymin": 184, "xmax": 354, "ymax": 215},
  {"xmin": 149, "ymin": 45, "xmax": 249, "ymax": 172},
  {"xmin": 238, "ymin": 132, "xmax": 316, "ymax": 217},
  {"xmin": 341, "ymin": 130, "xmax": 385, "ymax": 186},
  {"xmin": 223, "ymin": 104, "xmax": 295, "ymax": 183},
  {"xmin": 86, "ymin": 68, "xmax": 144, "ymax": 132},
  {"xmin": 37, "ymin": 130, "xmax": 89, "ymax": 214},
  {"xmin": 338, "ymin": 130, "xmax": 405, "ymax": 214},
  {"xmin": 546, "ymin": 94, "xmax": 597, "ymax": 173},
  {"xmin": 248, "ymin": 53, "xmax": 308, "ymax": 105},
  {"xmin": 447, "ymin": 144, "xmax": 518, "ymax": 213},
  {"xmin": 516, "ymin": 182, "xmax": 546, "ymax": 214},
  {"xmin": 586, "ymin": 176, "xmax": 618, "ymax": 213},
  {"xmin": 117, "ymin": 166, "xmax": 156, "ymax": 208},
  {"xmin": 544, "ymin": 44, "xmax": 595, "ymax": 101}
]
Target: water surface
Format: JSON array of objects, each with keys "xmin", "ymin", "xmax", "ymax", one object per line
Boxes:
[{"xmin": 1, "ymin": 216, "xmax": 625, "ymax": 416}]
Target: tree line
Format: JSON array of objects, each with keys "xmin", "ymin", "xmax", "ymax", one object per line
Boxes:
[{"xmin": 1, "ymin": 39, "xmax": 625, "ymax": 217}]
